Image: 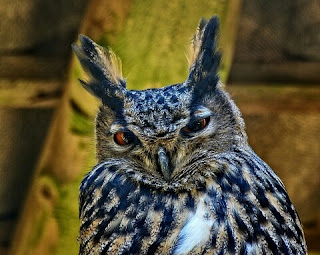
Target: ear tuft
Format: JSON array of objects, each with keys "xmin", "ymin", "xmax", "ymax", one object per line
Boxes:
[
  {"xmin": 187, "ymin": 18, "xmax": 207, "ymax": 68},
  {"xmin": 186, "ymin": 16, "xmax": 221, "ymax": 98},
  {"xmin": 72, "ymin": 35, "xmax": 126, "ymax": 113},
  {"xmin": 72, "ymin": 35, "xmax": 126, "ymax": 99}
]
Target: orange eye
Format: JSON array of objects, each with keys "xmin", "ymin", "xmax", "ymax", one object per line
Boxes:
[
  {"xmin": 114, "ymin": 131, "xmax": 136, "ymax": 146},
  {"xmin": 183, "ymin": 117, "xmax": 210, "ymax": 133}
]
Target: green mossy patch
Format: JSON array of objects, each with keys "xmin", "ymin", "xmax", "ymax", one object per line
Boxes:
[
  {"xmin": 28, "ymin": 211, "xmax": 48, "ymax": 249},
  {"xmin": 70, "ymin": 110, "xmax": 94, "ymax": 136},
  {"xmin": 103, "ymin": 0, "xmax": 229, "ymax": 90}
]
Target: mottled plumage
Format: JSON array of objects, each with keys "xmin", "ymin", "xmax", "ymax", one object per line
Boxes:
[{"xmin": 73, "ymin": 16, "xmax": 307, "ymax": 254}]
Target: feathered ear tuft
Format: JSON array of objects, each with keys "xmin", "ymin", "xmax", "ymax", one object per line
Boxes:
[
  {"xmin": 187, "ymin": 18, "xmax": 208, "ymax": 68},
  {"xmin": 186, "ymin": 16, "xmax": 221, "ymax": 98},
  {"xmin": 72, "ymin": 35, "xmax": 126, "ymax": 112}
]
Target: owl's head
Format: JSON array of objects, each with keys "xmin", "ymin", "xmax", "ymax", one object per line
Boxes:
[{"xmin": 73, "ymin": 16, "xmax": 247, "ymax": 190}]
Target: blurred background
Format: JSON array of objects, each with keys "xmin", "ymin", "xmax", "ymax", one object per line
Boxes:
[{"xmin": 0, "ymin": 0, "xmax": 319, "ymax": 254}]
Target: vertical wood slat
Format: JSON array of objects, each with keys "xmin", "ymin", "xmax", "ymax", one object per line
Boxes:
[
  {"xmin": 219, "ymin": 0, "xmax": 243, "ymax": 83},
  {"xmin": 0, "ymin": 79, "xmax": 63, "ymax": 108}
]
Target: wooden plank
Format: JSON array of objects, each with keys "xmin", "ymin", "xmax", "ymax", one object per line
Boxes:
[
  {"xmin": 79, "ymin": 0, "xmax": 236, "ymax": 90},
  {"xmin": 0, "ymin": 108, "xmax": 54, "ymax": 255},
  {"xmin": 228, "ymin": 62, "xmax": 320, "ymax": 84},
  {"xmin": 0, "ymin": 79, "xmax": 63, "ymax": 108},
  {"xmin": 8, "ymin": 87, "xmax": 94, "ymax": 255},
  {"xmin": 227, "ymin": 83, "xmax": 320, "ymax": 114},
  {"xmin": 0, "ymin": 56, "xmax": 66, "ymax": 79}
]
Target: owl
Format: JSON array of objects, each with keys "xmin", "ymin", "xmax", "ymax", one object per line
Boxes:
[{"xmin": 72, "ymin": 16, "xmax": 307, "ymax": 254}]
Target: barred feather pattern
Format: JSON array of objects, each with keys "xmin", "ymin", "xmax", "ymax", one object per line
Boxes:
[{"xmin": 79, "ymin": 147, "xmax": 307, "ymax": 255}]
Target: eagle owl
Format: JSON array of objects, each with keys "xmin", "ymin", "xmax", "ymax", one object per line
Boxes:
[{"xmin": 72, "ymin": 16, "xmax": 307, "ymax": 254}]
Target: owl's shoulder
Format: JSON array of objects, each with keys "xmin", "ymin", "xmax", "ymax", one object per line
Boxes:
[{"xmin": 208, "ymin": 149, "xmax": 307, "ymax": 253}]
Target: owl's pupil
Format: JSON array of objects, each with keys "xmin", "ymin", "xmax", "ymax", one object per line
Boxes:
[
  {"xmin": 193, "ymin": 120, "xmax": 205, "ymax": 131},
  {"xmin": 114, "ymin": 131, "xmax": 136, "ymax": 145},
  {"xmin": 183, "ymin": 117, "xmax": 210, "ymax": 134}
]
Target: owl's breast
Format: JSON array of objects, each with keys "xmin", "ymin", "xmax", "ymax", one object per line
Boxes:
[
  {"xmin": 79, "ymin": 161, "xmax": 199, "ymax": 254},
  {"xmin": 79, "ymin": 152, "xmax": 307, "ymax": 255},
  {"xmin": 172, "ymin": 197, "xmax": 214, "ymax": 255},
  {"xmin": 79, "ymin": 161, "xmax": 236, "ymax": 254}
]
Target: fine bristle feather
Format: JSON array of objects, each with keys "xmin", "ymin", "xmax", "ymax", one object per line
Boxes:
[
  {"xmin": 72, "ymin": 42, "xmax": 109, "ymax": 85},
  {"xmin": 78, "ymin": 35, "xmax": 124, "ymax": 86},
  {"xmin": 187, "ymin": 18, "xmax": 208, "ymax": 68}
]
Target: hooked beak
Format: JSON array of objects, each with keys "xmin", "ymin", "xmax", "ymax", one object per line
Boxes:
[{"xmin": 157, "ymin": 147, "xmax": 171, "ymax": 181}]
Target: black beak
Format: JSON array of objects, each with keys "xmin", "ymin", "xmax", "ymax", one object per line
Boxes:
[{"xmin": 157, "ymin": 147, "xmax": 171, "ymax": 181}]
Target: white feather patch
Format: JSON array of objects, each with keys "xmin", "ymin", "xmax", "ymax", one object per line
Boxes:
[{"xmin": 174, "ymin": 198, "xmax": 213, "ymax": 255}]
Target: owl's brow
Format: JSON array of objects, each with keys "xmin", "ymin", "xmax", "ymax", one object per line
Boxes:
[
  {"xmin": 109, "ymin": 123, "xmax": 127, "ymax": 133},
  {"xmin": 192, "ymin": 107, "xmax": 212, "ymax": 118}
]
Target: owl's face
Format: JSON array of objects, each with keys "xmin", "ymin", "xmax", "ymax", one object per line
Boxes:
[
  {"xmin": 73, "ymin": 17, "xmax": 247, "ymax": 189},
  {"xmin": 95, "ymin": 82, "xmax": 246, "ymax": 187}
]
